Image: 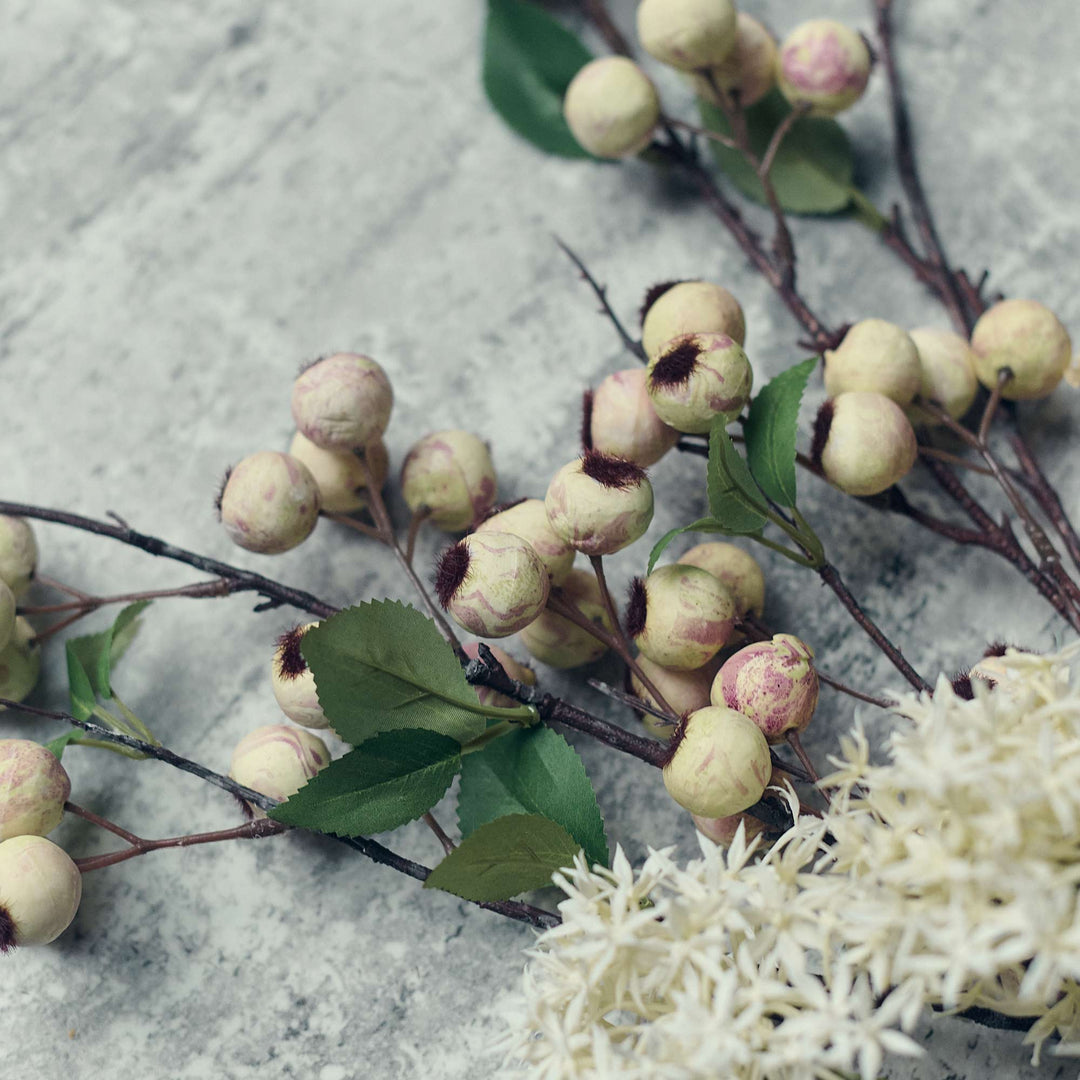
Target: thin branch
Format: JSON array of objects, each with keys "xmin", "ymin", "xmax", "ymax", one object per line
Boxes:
[
  {"xmin": 405, "ymin": 507, "xmax": 431, "ymax": 567},
  {"xmin": 423, "ymin": 811, "xmax": 456, "ymax": 856}
]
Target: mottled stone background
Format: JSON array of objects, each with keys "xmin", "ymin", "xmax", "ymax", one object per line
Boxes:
[{"xmin": 2, "ymin": 1, "xmax": 1078, "ymax": 1076}]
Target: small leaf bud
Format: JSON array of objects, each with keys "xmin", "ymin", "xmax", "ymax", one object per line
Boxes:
[
  {"xmin": 970, "ymin": 299, "xmax": 1073, "ymax": 401},
  {"xmin": 823, "ymin": 319, "xmax": 922, "ymax": 405},
  {"xmin": 271, "ymin": 623, "xmax": 332, "ymax": 731},
  {"xmin": 475, "ymin": 499, "xmax": 575, "ymax": 585},
  {"xmin": 631, "ymin": 653, "xmax": 720, "ymax": 738},
  {"xmin": 646, "ymin": 332, "xmax": 753, "ymax": 434},
  {"xmin": 544, "ymin": 451, "xmax": 654, "ymax": 556},
  {"xmin": 434, "ymin": 532, "xmax": 550, "ymax": 639},
  {"xmin": 627, "ymin": 565, "xmax": 737, "ymax": 670},
  {"xmin": 713, "ymin": 634, "xmax": 818, "ymax": 742},
  {"xmin": 0, "ymin": 580, "xmax": 14, "ymax": 653},
  {"xmin": 0, "ymin": 740, "xmax": 71, "ymax": 841},
  {"xmin": 812, "ymin": 392, "xmax": 917, "ymax": 497},
  {"xmin": 287, "ymin": 431, "xmax": 389, "ymax": 514},
  {"xmin": 229, "ymin": 725, "xmax": 331, "ymax": 811},
  {"xmin": 662, "ymin": 705, "xmax": 770, "ymax": 818},
  {"xmin": 290, "ymin": 353, "xmax": 393, "ymax": 451},
  {"xmin": 588, "ymin": 368, "xmax": 680, "ymax": 467},
  {"xmin": 518, "ymin": 568, "xmax": 613, "ymax": 668},
  {"xmin": 0, "ymin": 835, "xmax": 82, "ymax": 949},
  {"xmin": 218, "ymin": 452, "xmax": 320, "ymax": 554},
  {"xmin": 401, "ymin": 430, "xmax": 497, "ymax": 532},
  {"xmin": 777, "ymin": 19, "xmax": 871, "ymax": 117},
  {"xmin": 637, "ymin": 0, "xmax": 738, "ymax": 72},
  {"xmin": 691, "ymin": 14, "xmax": 778, "ymax": 109},
  {"xmin": 0, "ymin": 618, "xmax": 41, "ymax": 710},
  {"xmin": 677, "ymin": 541, "xmax": 765, "ymax": 621},
  {"xmin": 563, "ymin": 57, "xmax": 660, "ymax": 159},
  {"xmin": 906, "ymin": 327, "xmax": 979, "ymax": 425},
  {"xmin": 641, "ymin": 280, "xmax": 746, "ymax": 359},
  {"xmin": 461, "ymin": 642, "xmax": 536, "ymax": 709},
  {"xmin": 0, "ymin": 516, "xmax": 38, "ymax": 598}
]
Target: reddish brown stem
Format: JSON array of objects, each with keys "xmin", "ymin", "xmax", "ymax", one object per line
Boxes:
[{"xmin": 423, "ymin": 811, "xmax": 456, "ymax": 856}]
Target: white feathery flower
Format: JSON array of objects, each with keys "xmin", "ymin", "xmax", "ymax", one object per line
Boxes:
[{"xmin": 505, "ymin": 643, "xmax": 1080, "ymax": 1076}]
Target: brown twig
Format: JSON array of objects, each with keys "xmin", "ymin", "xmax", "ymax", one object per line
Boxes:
[
  {"xmin": 405, "ymin": 507, "xmax": 431, "ymax": 567},
  {"xmin": 422, "ymin": 811, "xmax": 456, "ymax": 856}
]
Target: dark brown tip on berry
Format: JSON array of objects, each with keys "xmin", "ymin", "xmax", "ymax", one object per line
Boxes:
[
  {"xmin": 275, "ymin": 626, "xmax": 309, "ymax": 680},
  {"xmin": 951, "ymin": 673, "xmax": 975, "ymax": 700},
  {"xmin": 657, "ymin": 713, "xmax": 689, "ymax": 768},
  {"xmin": 232, "ymin": 792, "xmax": 256, "ymax": 821},
  {"xmin": 810, "ymin": 399, "xmax": 835, "ymax": 467},
  {"xmin": 213, "ymin": 467, "xmax": 233, "ymax": 520},
  {"xmin": 0, "ymin": 907, "xmax": 16, "ymax": 953},
  {"xmin": 649, "ymin": 338, "xmax": 700, "ymax": 389},
  {"xmin": 475, "ymin": 497, "xmax": 528, "ymax": 528},
  {"xmin": 580, "ymin": 448, "xmax": 646, "ymax": 490},
  {"xmin": 297, "ymin": 354, "xmax": 330, "ymax": 376},
  {"xmin": 983, "ymin": 641, "xmax": 1015, "ymax": 658},
  {"xmin": 625, "ymin": 576, "xmax": 648, "ymax": 639},
  {"xmin": 639, "ymin": 280, "xmax": 684, "ymax": 326},
  {"xmin": 434, "ymin": 541, "xmax": 471, "ymax": 609},
  {"xmin": 580, "ymin": 389, "xmax": 595, "ymax": 452}
]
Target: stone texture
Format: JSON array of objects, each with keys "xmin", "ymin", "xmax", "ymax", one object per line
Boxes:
[{"xmin": 1, "ymin": 1, "xmax": 1078, "ymax": 1076}]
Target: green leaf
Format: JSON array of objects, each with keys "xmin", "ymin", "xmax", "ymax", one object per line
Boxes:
[
  {"xmin": 458, "ymin": 726, "xmax": 608, "ymax": 868},
  {"xmin": 743, "ymin": 357, "xmax": 818, "ymax": 507},
  {"xmin": 647, "ymin": 519, "xmax": 722, "ymax": 573},
  {"xmin": 302, "ymin": 601, "xmax": 510, "ymax": 746},
  {"xmin": 424, "ymin": 813, "xmax": 581, "ymax": 902},
  {"xmin": 65, "ymin": 600, "xmax": 152, "ymax": 719},
  {"xmin": 269, "ymin": 729, "xmax": 461, "ymax": 836},
  {"xmin": 699, "ymin": 90, "xmax": 855, "ymax": 215},
  {"xmin": 483, "ymin": 0, "xmax": 594, "ymax": 158},
  {"xmin": 707, "ymin": 418, "xmax": 768, "ymax": 532},
  {"xmin": 44, "ymin": 731, "xmax": 84, "ymax": 760}
]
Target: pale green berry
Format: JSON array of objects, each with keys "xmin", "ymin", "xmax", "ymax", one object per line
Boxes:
[
  {"xmin": 637, "ymin": 0, "xmax": 737, "ymax": 71},
  {"xmin": 461, "ymin": 642, "xmax": 536, "ymax": 710},
  {"xmin": 271, "ymin": 623, "xmax": 332, "ymax": 731},
  {"xmin": 641, "ymin": 281, "xmax": 746, "ymax": 359},
  {"xmin": 435, "ymin": 532, "xmax": 550, "ymax": 639},
  {"xmin": 219, "ymin": 451, "xmax": 320, "ymax": 554},
  {"xmin": 0, "ymin": 581, "xmax": 14, "ymax": 653},
  {"xmin": 0, "ymin": 517, "xmax": 38, "ymax": 598},
  {"xmin": 970, "ymin": 299, "xmax": 1072, "ymax": 401},
  {"xmin": 677, "ymin": 541, "xmax": 765, "ymax": 621},
  {"xmin": 713, "ymin": 634, "xmax": 818, "ymax": 742},
  {"xmin": 627, "ymin": 565, "xmax": 737, "ymax": 670},
  {"xmin": 0, "ymin": 741, "xmax": 71, "ymax": 841},
  {"xmin": 518, "ymin": 568, "xmax": 613, "ymax": 669},
  {"xmin": 588, "ymin": 368, "xmax": 680, "ymax": 467},
  {"xmin": 777, "ymin": 19, "xmax": 871, "ymax": 117},
  {"xmin": 0, "ymin": 618, "xmax": 40, "ymax": 710},
  {"xmin": 646, "ymin": 332, "xmax": 753, "ymax": 434},
  {"xmin": 563, "ymin": 57, "xmax": 660, "ymax": 159},
  {"xmin": 631, "ymin": 653, "xmax": 720, "ymax": 738},
  {"xmin": 290, "ymin": 353, "xmax": 393, "ymax": 451},
  {"xmin": 692, "ymin": 766, "xmax": 793, "ymax": 847},
  {"xmin": 691, "ymin": 14, "xmax": 778, "ymax": 109},
  {"xmin": 229, "ymin": 725, "xmax": 331, "ymax": 812},
  {"xmin": 662, "ymin": 705, "xmax": 770, "ymax": 818},
  {"xmin": 475, "ymin": 499, "xmax": 575, "ymax": 586},
  {"xmin": 401, "ymin": 430, "xmax": 497, "ymax": 532},
  {"xmin": 823, "ymin": 319, "xmax": 922, "ymax": 405},
  {"xmin": 0, "ymin": 835, "xmax": 82, "ymax": 949},
  {"xmin": 544, "ymin": 452, "xmax": 654, "ymax": 556},
  {"xmin": 815, "ymin": 392, "xmax": 917, "ymax": 497},
  {"xmin": 288, "ymin": 431, "xmax": 389, "ymax": 514},
  {"xmin": 906, "ymin": 327, "xmax": 980, "ymax": 425}
]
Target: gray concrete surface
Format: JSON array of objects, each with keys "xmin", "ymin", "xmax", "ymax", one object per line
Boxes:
[{"xmin": 2, "ymin": 1, "xmax": 1078, "ymax": 1076}]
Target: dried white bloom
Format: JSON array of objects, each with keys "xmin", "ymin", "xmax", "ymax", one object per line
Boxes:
[{"xmin": 505, "ymin": 642, "xmax": 1080, "ymax": 1075}]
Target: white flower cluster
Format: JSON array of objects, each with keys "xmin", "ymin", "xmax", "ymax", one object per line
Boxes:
[{"xmin": 506, "ymin": 643, "xmax": 1080, "ymax": 1077}]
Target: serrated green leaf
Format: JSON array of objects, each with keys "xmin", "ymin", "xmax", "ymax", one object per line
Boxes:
[
  {"xmin": 647, "ymin": 518, "xmax": 724, "ymax": 573},
  {"xmin": 269, "ymin": 729, "xmax": 461, "ymax": 836},
  {"xmin": 707, "ymin": 418, "xmax": 768, "ymax": 532},
  {"xmin": 424, "ymin": 813, "xmax": 581, "ymax": 902},
  {"xmin": 699, "ymin": 90, "xmax": 855, "ymax": 215},
  {"xmin": 64, "ymin": 600, "xmax": 152, "ymax": 719},
  {"xmin": 483, "ymin": 0, "xmax": 594, "ymax": 159},
  {"xmin": 743, "ymin": 357, "xmax": 818, "ymax": 507},
  {"xmin": 302, "ymin": 601, "xmax": 517, "ymax": 746},
  {"xmin": 458, "ymin": 726, "xmax": 608, "ymax": 867}
]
